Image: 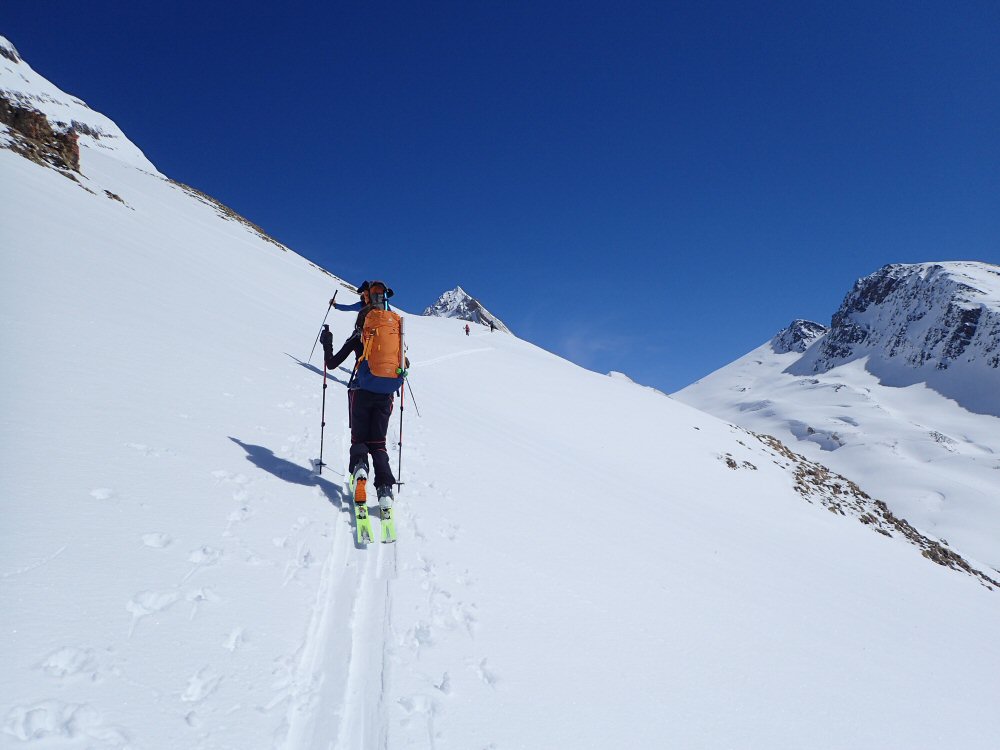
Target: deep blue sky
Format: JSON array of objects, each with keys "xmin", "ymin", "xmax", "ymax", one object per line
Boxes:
[{"xmin": 4, "ymin": 2, "xmax": 998, "ymax": 391}]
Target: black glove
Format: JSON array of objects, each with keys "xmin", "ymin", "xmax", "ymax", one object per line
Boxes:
[{"xmin": 319, "ymin": 325, "xmax": 333, "ymax": 349}]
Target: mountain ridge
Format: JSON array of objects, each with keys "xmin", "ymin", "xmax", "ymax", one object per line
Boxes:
[
  {"xmin": 0, "ymin": 34, "xmax": 156, "ymax": 172},
  {"xmin": 676, "ymin": 261, "xmax": 1000, "ymax": 571},
  {"xmin": 791, "ymin": 262, "xmax": 1000, "ymax": 416},
  {"xmin": 422, "ymin": 285, "xmax": 512, "ymax": 333}
]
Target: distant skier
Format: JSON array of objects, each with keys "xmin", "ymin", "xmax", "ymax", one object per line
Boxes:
[
  {"xmin": 322, "ymin": 280, "xmax": 407, "ymax": 543},
  {"xmin": 489, "ymin": 320, "xmax": 496, "ymax": 332},
  {"xmin": 464, "ymin": 323, "xmax": 470, "ymax": 336}
]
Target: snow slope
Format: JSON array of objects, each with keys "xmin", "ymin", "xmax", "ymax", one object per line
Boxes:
[
  {"xmin": 676, "ymin": 263, "xmax": 1000, "ymax": 573},
  {"xmin": 3, "ymin": 39, "xmax": 1000, "ymax": 749}
]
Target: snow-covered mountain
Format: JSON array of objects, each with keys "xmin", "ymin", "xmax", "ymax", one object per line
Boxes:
[
  {"xmin": 422, "ymin": 285, "xmax": 511, "ymax": 333},
  {"xmin": 798, "ymin": 262, "xmax": 1000, "ymax": 415},
  {"xmin": 676, "ymin": 261, "xmax": 1000, "ymax": 572},
  {"xmin": 4, "ymin": 39, "xmax": 1000, "ymax": 749},
  {"xmin": 1, "ymin": 36, "xmax": 156, "ymax": 173}
]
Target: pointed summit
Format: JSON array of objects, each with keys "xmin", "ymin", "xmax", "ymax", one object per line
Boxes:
[
  {"xmin": 771, "ymin": 319, "xmax": 828, "ymax": 354},
  {"xmin": 422, "ymin": 286, "xmax": 512, "ymax": 333}
]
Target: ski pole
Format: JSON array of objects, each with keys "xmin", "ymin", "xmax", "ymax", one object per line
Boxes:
[
  {"xmin": 396, "ymin": 381, "xmax": 405, "ymax": 492},
  {"xmin": 308, "ymin": 291, "xmax": 337, "ymax": 363},
  {"xmin": 318, "ymin": 359, "xmax": 328, "ymax": 474},
  {"xmin": 405, "ymin": 377, "xmax": 421, "ymax": 418}
]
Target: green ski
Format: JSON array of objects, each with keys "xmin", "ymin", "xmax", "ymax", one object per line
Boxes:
[
  {"xmin": 355, "ymin": 502, "xmax": 374, "ymax": 544},
  {"xmin": 380, "ymin": 507, "xmax": 397, "ymax": 543},
  {"xmin": 348, "ymin": 471, "xmax": 374, "ymax": 545}
]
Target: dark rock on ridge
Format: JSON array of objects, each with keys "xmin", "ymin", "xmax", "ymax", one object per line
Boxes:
[
  {"xmin": 771, "ymin": 320, "xmax": 828, "ymax": 354},
  {"xmin": 1, "ymin": 93, "xmax": 80, "ymax": 173}
]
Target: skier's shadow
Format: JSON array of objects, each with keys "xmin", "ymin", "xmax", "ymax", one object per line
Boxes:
[
  {"xmin": 228, "ymin": 435, "xmax": 351, "ymax": 513},
  {"xmin": 284, "ymin": 353, "xmax": 351, "ymax": 387}
]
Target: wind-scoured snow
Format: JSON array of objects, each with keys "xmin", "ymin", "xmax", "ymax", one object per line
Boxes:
[{"xmin": 3, "ymin": 41, "xmax": 1000, "ymax": 750}]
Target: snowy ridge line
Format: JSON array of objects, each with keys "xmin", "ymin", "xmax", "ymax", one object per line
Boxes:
[
  {"xmin": 0, "ymin": 34, "xmax": 157, "ymax": 171},
  {"xmin": 167, "ymin": 178, "xmax": 292, "ymax": 254},
  {"xmin": 796, "ymin": 261, "xmax": 1000, "ymax": 415},
  {"xmin": 749, "ymin": 429, "xmax": 999, "ymax": 589}
]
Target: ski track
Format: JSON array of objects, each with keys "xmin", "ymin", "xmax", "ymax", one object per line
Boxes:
[
  {"xmin": 279, "ymin": 432, "xmax": 396, "ymax": 750},
  {"xmin": 14, "ymin": 367, "xmax": 474, "ymax": 749},
  {"xmin": 413, "ymin": 348, "xmax": 493, "ymax": 368}
]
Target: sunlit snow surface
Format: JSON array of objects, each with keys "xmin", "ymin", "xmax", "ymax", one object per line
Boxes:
[
  {"xmin": 3, "ymin": 36, "xmax": 1000, "ymax": 749},
  {"xmin": 676, "ymin": 330, "xmax": 1000, "ymax": 572}
]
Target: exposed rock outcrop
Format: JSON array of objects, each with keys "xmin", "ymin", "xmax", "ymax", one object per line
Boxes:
[
  {"xmin": 1, "ymin": 33, "xmax": 157, "ymax": 172},
  {"xmin": 812, "ymin": 263, "xmax": 1000, "ymax": 373},
  {"xmin": 752, "ymin": 431, "xmax": 998, "ymax": 590},
  {"xmin": 1, "ymin": 93, "xmax": 80, "ymax": 173},
  {"xmin": 771, "ymin": 319, "xmax": 828, "ymax": 354},
  {"xmin": 785, "ymin": 262, "xmax": 1000, "ymax": 415}
]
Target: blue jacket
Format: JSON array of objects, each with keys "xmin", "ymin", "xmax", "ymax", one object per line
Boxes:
[{"xmin": 336, "ymin": 300, "xmax": 368, "ymax": 337}]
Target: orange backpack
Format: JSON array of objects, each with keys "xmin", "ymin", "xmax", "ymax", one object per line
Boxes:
[{"xmin": 354, "ymin": 309, "xmax": 406, "ymax": 393}]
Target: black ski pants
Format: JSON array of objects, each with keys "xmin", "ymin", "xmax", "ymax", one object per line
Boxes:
[
  {"xmin": 348, "ymin": 388, "xmax": 395, "ymax": 490},
  {"xmin": 325, "ymin": 333, "xmax": 363, "ymax": 371}
]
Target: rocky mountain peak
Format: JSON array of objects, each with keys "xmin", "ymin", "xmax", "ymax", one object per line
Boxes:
[
  {"xmin": 771, "ymin": 319, "xmax": 828, "ymax": 354},
  {"xmin": 791, "ymin": 261, "xmax": 1000, "ymax": 415},
  {"xmin": 422, "ymin": 286, "xmax": 512, "ymax": 333},
  {"xmin": 814, "ymin": 262, "xmax": 1000, "ymax": 368}
]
